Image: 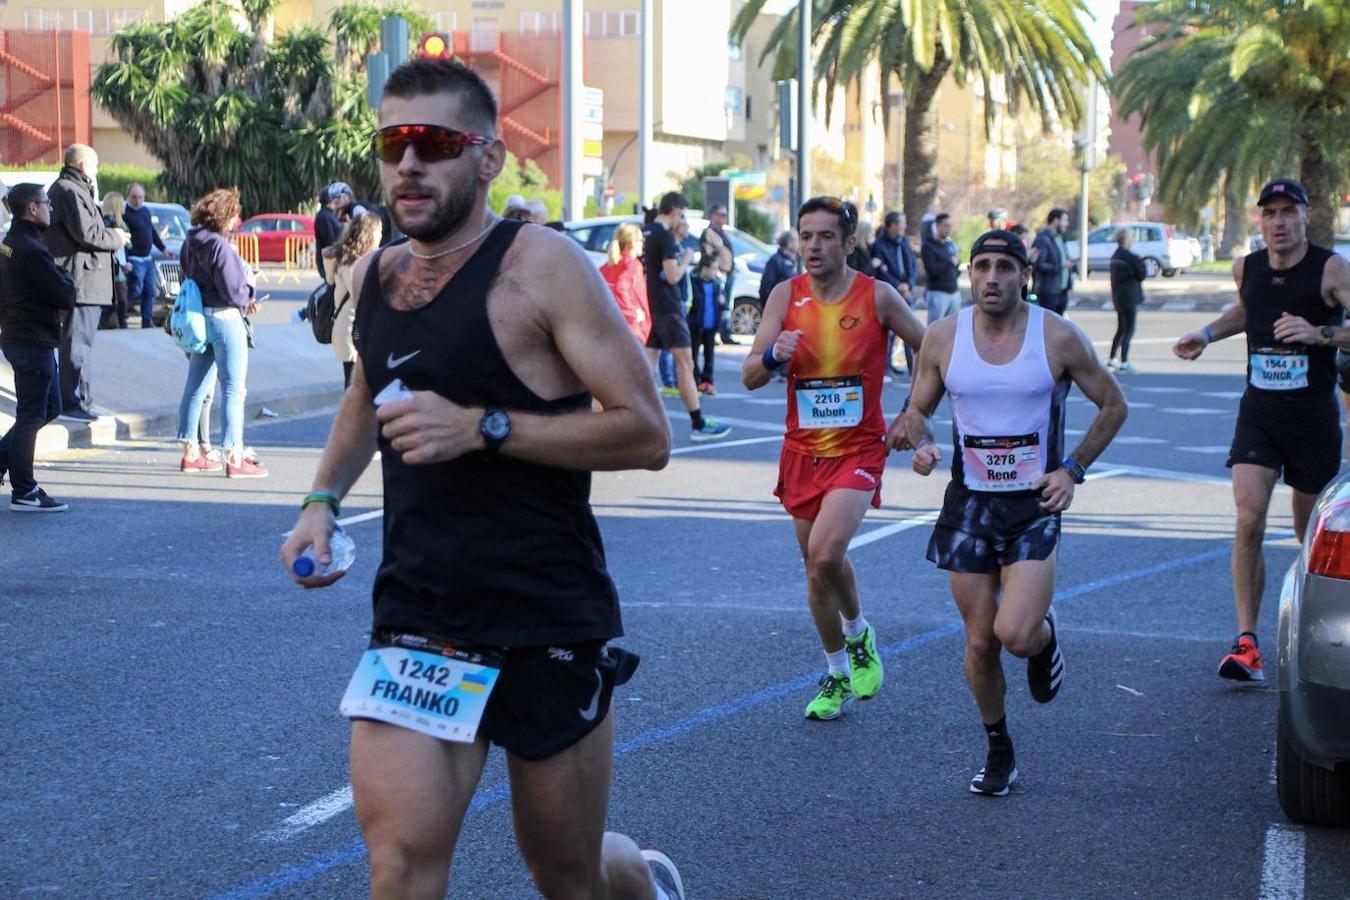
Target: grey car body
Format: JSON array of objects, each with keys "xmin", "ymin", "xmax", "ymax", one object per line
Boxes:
[
  {"xmin": 142, "ymin": 202, "xmax": 190, "ymax": 325},
  {"xmin": 1276, "ymin": 467, "xmax": 1350, "ymax": 825}
]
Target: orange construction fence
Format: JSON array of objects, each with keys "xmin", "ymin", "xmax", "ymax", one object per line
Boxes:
[{"xmin": 229, "ymin": 233, "xmax": 261, "ymax": 278}]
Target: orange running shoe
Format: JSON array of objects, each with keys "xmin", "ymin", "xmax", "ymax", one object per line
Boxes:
[{"xmin": 1218, "ymin": 636, "xmax": 1263, "ymax": 681}]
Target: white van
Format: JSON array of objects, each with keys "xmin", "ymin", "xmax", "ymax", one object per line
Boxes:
[{"xmin": 1065, "ymin": 222, "xmax": 1195, "ymax": 278}]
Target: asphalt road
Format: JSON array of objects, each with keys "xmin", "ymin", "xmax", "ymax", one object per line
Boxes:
[{"xmin": 3, "ymin": 310, "xmax": 1348, "ymax": 899}]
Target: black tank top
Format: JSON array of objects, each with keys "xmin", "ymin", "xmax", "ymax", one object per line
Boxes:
[
  {"xmin": 353, "ymin": 221, "xmax": 621, "ymax": 647},
  {"xmin": 1240, "ymin": 244, "xmax": 1341, "ymax": 402}
]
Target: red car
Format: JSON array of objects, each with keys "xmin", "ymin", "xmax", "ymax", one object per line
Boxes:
[{"xmin": 236, "ymin": 213, "xmax": 315, "ymax": 262}]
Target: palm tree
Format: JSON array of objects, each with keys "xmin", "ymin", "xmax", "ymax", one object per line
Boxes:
[
  {"xmin": 732, "ymin": 0, "xmax": 1102, "ymax": 232},
  {"xmin": 91, "ymin": 0, "xmax": 429, "ymax": 213},
  {"xmin": 1116, "ymin": 0, "xmax": 1350, "ymax": 248}
]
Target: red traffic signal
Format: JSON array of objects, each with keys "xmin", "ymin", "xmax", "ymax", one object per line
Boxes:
[{"xmin": 419, "ymin": 33, "xmax": 450, "ymax": 59}]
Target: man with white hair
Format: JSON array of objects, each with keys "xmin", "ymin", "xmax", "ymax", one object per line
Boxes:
[
  {"xmin": 526, "ymin": 199, "xmax": 549, "ymax": 225},
  {"xmin": 45, "ymin": 144, "xmax": 130, "ymax": 420}
]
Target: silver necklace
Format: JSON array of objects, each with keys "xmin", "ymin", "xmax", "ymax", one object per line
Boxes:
[{"xmin": 407, "ymin": 217, "xmax": 500, "ymax": 260}]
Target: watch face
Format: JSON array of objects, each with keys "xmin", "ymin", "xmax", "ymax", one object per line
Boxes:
[
  {"xmin": 483, "ymin": 410, "xmax": 510, "ymax": 440},
  {"xmin": 1323, "ymin": 326, "xmax": 1336, "ymax": 341}
]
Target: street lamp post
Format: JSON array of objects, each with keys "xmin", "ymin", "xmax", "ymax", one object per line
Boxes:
[
  {"xmin": 796, "ymin": 0, "xmax": 810, "ymax": 205},
  {"xmin": 639, "ymin": 0, "xmax": 652, "ymax": 211},
  {"xmin": 1076, "ymin": 76, "xmax": 1098, "ymax": 283},
  {"xmin": 562, "ymin": 0, "xmax": 584, "ymax": 221}
]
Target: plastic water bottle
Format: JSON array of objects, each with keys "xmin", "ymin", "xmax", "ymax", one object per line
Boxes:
[{"xmin": 292, "ymin": 526, "xmax": 356, "ymax": 578}]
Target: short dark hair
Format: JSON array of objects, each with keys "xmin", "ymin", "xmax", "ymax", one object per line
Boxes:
[
  {"xmin": 935, "ymin": 213, "xmax": 950, "ymax": 225},
  {"xmin": 4, "ymin": 183, "xmax": 46, "ymax": 216},
  {"xmin": 797, "ymin": 196, "xmax": 855, "ymax": 238},
  {"xmin": 657, "ymin": 192, "xmax": 688, "ymax": 215},
  {"xmin": 1010, "ymin": 223, "xmax": 1029, "ymax": 236},
  {"xmin": 1047, "ymin": 208, "xmax": 1068, "ymax": 225},
  {"xmin": 381, "ymin": 57, "xmax": 498, "ymax": 136},
  {"xmin": 884, "ymin": 211, "xmax": 903, "ymax": 228}
]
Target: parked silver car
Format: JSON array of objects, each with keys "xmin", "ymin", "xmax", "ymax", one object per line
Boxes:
[
  {"xmin": 1276, "ymin": 468, "xmax": 1350, "ymax": 825},
  {"xmin": 144, "ymin": 202, "xmax": 190, "ymax": 326},
  {"xmin": 1065, "ymin": 222, "xmax": 1195, "ymax": 278}
]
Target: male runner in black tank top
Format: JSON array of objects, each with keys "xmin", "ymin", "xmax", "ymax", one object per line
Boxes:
[
  {"xmin": 280, "ymin": 58, "xmax": 686, "ymax": 900},
  {"xmin": 1174, "ymin": 178, "xmax": 1350, "ymax": 684}
]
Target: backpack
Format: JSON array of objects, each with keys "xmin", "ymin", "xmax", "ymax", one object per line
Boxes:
[
  {"xmin": 169, "ymin": 277, "xmax": 208, "ymax": 354},
  {"xmin": 307, "ymin": 281, "xmax": 339, "ymax": 344}
]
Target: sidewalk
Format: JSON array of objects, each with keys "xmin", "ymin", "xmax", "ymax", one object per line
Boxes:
[{"xmin": 0, "ymin": 320, "xmax": 345, "ymax": 459}]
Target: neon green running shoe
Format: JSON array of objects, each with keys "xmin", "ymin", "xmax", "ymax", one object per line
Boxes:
[
  {"xmin": 845, "ymin": 625, "xmax": 884, "ymax": 699},
  {"xmin": 804, "ymin": 672, "xmax": 855, "ymax": 720}
]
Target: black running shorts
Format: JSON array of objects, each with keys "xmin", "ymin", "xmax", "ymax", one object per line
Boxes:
[
  {"xmin": 645, "ymin": 303, "xmax": 692, "ymax": 350},
  {"xmin": 1226, "ymin": 392, "xmax": 1341, "ymax": 495},
  {"xmin": 926, "ymin": 481, "xmax": 1060, "ymax": 574},
  {"xmin": 370, "ymin": 631, "xmax": 639, "ymax": 761},
  {"xmin": 1336, "ymin": 350, "xmax": 1350, "ymax": 394}
]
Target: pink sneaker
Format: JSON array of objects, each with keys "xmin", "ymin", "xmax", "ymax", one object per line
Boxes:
[
  {"xmin": 181, "ymin": 453, "xmax": 223, "ymax": 473},
  {"xmin": 226, "ymin": 455, "xmax": 269, "ymax": 479}
]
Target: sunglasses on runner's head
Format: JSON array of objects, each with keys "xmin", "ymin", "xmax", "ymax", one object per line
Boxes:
[{"xmin": 370, "ymin": 124, "xmax": 492, "ymax": 164}]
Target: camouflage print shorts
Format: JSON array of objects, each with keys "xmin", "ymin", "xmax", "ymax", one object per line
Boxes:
[{"xmin": 925, "ymin": 481, "xmax": 1060, "ymax": 574}]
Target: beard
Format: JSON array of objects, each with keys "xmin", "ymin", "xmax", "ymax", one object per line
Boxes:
[{"xmin": 387, "ymin": 177, "xmax": 478, "ymax": 243}]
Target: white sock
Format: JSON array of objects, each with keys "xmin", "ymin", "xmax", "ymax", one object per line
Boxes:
[
  {"xmin": 825, "ymin": 648, "xmax": 849, "ymax": 675},
  {"xmin": 842, "ymin": 614, "xmax": 867, "ymax": 639}
]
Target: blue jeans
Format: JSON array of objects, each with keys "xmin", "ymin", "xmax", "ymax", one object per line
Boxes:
[
  {"xmin": 175, "ymin": 306, "xmax": 249, "ymax": 451},
  {"xmin": 0, "ymin": 342, "xmax": 62, "ymax": 495},
  {"xmin": 127, "ymin": 256, "xmax": 159, "ymax": 327},
  {"xmin": 658, "ymin": 350, "xmax": 677, "ymax": 388}
]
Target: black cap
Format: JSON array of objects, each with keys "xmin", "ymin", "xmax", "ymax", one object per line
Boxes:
[
  {"xmin": 3, "ymin": 183, "xmax": 47, "ymax": 215},
  {"xmin": 970, "ymin": 229, "xmax": 1029, "ymax": 267},
  {"xmin": 1258, "ymin": 177, "xmax": 1308, "ymax": 207}
]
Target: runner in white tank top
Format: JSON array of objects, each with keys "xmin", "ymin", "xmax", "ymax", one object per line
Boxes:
[{"xmin": 901, "ymin": 230, "xmax": 1127, "ymax": 797}]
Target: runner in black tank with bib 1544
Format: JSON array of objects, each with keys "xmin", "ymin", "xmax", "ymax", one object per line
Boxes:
[
  {"xmin": 280, "ymin": 57, "xmax": 687, "ymax": 900},
  {"xmin": 1174, "ymin": 177, "xmax": 1350, "ymax": 684}
]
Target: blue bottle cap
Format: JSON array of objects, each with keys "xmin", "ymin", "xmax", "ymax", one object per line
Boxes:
[{"xmin": 292, "ymin": 556, "xmax": 316, "ymax": 578}]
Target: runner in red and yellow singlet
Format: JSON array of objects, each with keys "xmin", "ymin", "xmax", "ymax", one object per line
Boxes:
[{"xmin": 743, "ymin": 197, "xmax": 926, "ymax": 721}]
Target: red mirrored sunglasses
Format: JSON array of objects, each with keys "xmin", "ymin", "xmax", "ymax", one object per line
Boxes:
[{"xmin": 370, "ymin": 124, "xmax": 492, "ymax": 164}]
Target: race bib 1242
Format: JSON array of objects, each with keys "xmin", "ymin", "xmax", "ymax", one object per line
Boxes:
[{"xmin": 340, "ymin": 644, "xmax": 501, "ymax": 743}]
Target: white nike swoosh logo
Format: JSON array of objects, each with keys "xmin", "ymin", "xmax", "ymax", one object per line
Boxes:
[
  {"xmin": 794, "ymin": 297, "xmax": 812, "ymax": 307},
  {"xmin": 387, "ymin": 350, "xmax": 421, "ymax": 369},
  {"xmin": 578, "ymin": 669, "xmax": 602, "ymax": 721}
]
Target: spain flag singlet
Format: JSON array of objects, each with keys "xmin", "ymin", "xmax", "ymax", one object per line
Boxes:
[{"xmin": 782, "ymin": 271, "xmax": 888, "ymax": 457}]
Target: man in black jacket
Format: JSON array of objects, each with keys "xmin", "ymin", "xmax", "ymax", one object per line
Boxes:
[
  {"xmin": 921, "ymin": 212, "xmax": 962, "ymax": 323},
  {"xmin": 0, "ymin": 183, "xmax": 77, "ymax": 512},
  {"xmin": 1031, "ymin": 208, "xmax": 1071, "ymax": 315},
  {"xmin": 124, "ymin": 182, "xmax": 169, "ymax": 328},
  {"xmin": 45, "ymin": 144, "xmax": 130, "ymax": 420},
  {"xmin": 314, "ymin": 186, "xmax": 342, "ymax": 278}
]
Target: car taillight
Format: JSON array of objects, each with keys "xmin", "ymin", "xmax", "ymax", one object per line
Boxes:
[{"xmin": 1308, "ymin": 498, "xmax": 1350, "ymax": 579}]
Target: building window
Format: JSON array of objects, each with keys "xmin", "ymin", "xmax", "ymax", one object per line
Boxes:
[
  {"xmin": 586, "ymin": 10, "xmax": 638, "ymax": 38},
  {"xmin": 729, "ymin": 38, "xmax": 742, "ymax": 60},
  {"xmin": 433, "ymin": 12, "xmax": 458, "ymax": 32},
  {"xmin": 519, "ymin": 11, "xmax": 558, "ymax": 37},
  {"xmin": 23, "ymin": 8, "xmax": 142, "ymax": 34}
]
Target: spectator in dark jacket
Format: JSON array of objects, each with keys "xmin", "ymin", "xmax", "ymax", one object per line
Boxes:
[
  {"xmin": 174, "ymin": 188, "xmax": 267, "ymax": 479},
  {"xmin": 0, "ymin": 183, "xmax": 76, "ymax": 511},
  {"xmin": 871, "ymin": 210, "xmax": 917, "ymax": 298},
  {"xmin": 873, "ymin": 210, "xmax": 919, "ymax": 373},
  {"xmin": 313, "ymin": 186, "xmax": 342, "ymax": 278},
  {"xmin": 124, "ymin": 182, "xmax": 169, "ymax": 328},
  {"xmin": 1031, "ymin": 208, "xmax": 1071, "ymax": 315},
  {"xmin": 1108, "ymin": 227, "xmax": 1148, "ymax": 373},
  {"xmin": 44, "ymin": 144, "xmax": 131, "ymax": 419},
  {"xmin": 759, "ymin": 229, "xmax": 799, "ymax": 304},
  {"xmin": 921, "ymin": 212, "xmax": 962, "ymax": 323}
]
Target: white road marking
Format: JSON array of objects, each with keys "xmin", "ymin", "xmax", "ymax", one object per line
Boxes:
[
  {"xmin": 665, "ymin": 411, "xmax": 784, "ymax": 433},
  {"xmin": 1200, "ymin": 391, "xmax": 1245, "ymax": 399},
  {"xmin": 1160, "ymin": 407, "xmax": 1227, "ymax": 414},
  {"xmin": 1133, "ymin": 387, "xmax": 1193, "ymax": 394},
  {"xmin": 1175, "ymin": 446, "xmax": 1231, "ymax": 455},
  {"xmin": 1258, "ymin": 824, "xmax": 1305, "ymax": 900},
  {"xmin": 671, "ymin": 436, "xmax": 782, "ymax": 455},
  {"xmin": 848, "ymin": 512, "xmax": 940, "ymax": 550},
  {"xmin": 743, "ymin": 398, "xmax": 787, "ymax": 406},
  {"xmin": 1090, "ymin": 336, "xmax": 1189, "ymax": 347},
  {"xmin": 1124, "ymin": 401, "xmax": 1154, "ymax": 408},
  {"xmin": 259, "ymin": 786, "xmax": 353, "ymax": 843},
  {"xmin": 337, "ymin": 510, "xmax": 383, "ymax": 527},
  {"xmin": 1112, "ymin": 436, "xmax": 1168, "ymax": 445}
]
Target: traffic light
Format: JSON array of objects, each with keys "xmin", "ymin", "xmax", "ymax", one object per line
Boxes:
[{"xmin": 419, "ymin": 33, "xmax": 450, "ymax": 59}]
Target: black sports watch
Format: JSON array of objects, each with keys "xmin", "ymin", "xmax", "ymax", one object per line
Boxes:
[
  {"xmin": 1320, "ymin": 326, "xmax": 1336, "ymax": 347},
  {"xmin": 479, "ymin": 408, "xmax": 511, "ymax": 454},
  {"xmin": 1061, "ymin": 456, "xmax": 1087, "ymax": 484}
]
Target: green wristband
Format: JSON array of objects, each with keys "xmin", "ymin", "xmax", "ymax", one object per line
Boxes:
[{"xmin": 302, "ymin": 492, "xmax": 340, "ymax": 517}]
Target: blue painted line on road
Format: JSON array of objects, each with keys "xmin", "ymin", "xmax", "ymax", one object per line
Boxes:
[{"xmin": 212, "ymin": 542, "xmax": 1235, "ymax": 899}]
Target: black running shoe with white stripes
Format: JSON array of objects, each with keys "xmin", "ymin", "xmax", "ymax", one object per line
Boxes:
[
  {"xmin": 970, "ymin": 745, "xmax": 1018, "ymax": 797},
  {"xmin": 1026, "ymin": 606, "xmax": 1063, "ymax": 703}
]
